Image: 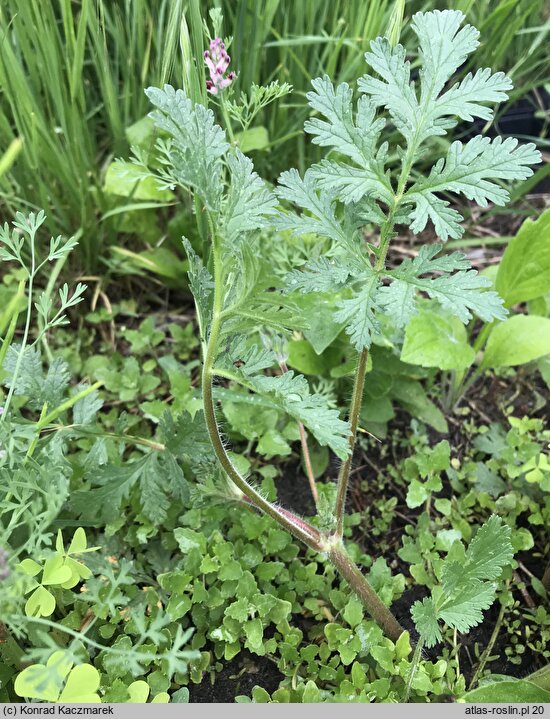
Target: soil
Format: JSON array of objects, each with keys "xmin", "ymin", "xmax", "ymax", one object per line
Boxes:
[{"xmin": 188, "ymin": 652, "xmax": 283, "ymax": 703}]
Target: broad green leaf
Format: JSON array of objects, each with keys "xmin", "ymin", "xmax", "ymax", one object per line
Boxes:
[
  {"xmin": 111, "ymin": 246, "xmax": 187, "ymax": 282},
  {"xmin": 460, "ymin": 680, "xmax": 550, "ymax": 704},
  {"xmin": 496, "ymin": 208, "xmax": 550, "ymax": 306},
  {"xmin": 104, "ymin": 161, "xmax": 174, "ymax": 201},
  {"xmin": 401, "ymin": 310, "xmax": 475, "ymax": 370},
  {"xmin": 480, "ymin": 315, "xmax": 550, "ymax": 369},
  {"xmin": 293, "ymin": 292, "xmax": 347, "ymax": 355},
  {"xmin": 391, "ymin": 379, "xmax": 448, "ymax": 433},
  {"xmin": 257, "ymin": 429, "xmax": 291, "ymax": 458},
  {"xmin": 58, "ymin": 665, "xmax": 101, "ymax": 703},
  {"xmin": 236, "ymin": 126, "xmax": 269, "ymax": 153},
  {"xmin": 126, "ymin": 116, "xmax": 155, "ymax": 148},
  {"xmin": 287, "ymin": 339, "xmax": 327, "ymax": 376}
]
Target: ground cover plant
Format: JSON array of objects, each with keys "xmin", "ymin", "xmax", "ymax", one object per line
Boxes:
[{"xmin": 0, "ymin": 1, "xmax": 549, "ymax": 706}]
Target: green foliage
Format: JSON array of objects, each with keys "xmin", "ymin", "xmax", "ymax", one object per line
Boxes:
[
  {"xmin": 412, "ymin": 515, "xmax": 514, "ymax": 647},
  {"xmin": 15, "ymin": 652, "xmax": 101, "ymax": 703},
  {"xmin": 401, "ymin": 310, "xmax": 475, "ymax": 371},
  {"xmin": 1, "ymin": 2, "xmax": 548, "ymax": 706},
  {"xmin": 496, "ymin": 209, "xmax": 550, "ymax": 307},
  {"xmin": 276, "ymin": 10, "xmax": 537, "ymax": 351},
  {"xmin": 480, "ymin": 315, "xmax": 550, "ymax": 369},
  {"xmin": 460, "ymin": 679, "xmax": 550, "ymax": 704}
]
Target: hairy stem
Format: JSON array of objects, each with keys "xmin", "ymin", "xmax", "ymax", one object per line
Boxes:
[
  {"xmin": 200, "ymin": 234, "xmax": 404, "ymax": 640},
  {"xmin": 328, "ymin": 542, "xmax": 404, "ymax": 642},
  {"xmin": 201, "ymin": 236, "xmax": 322, "ymax": 550},
  {"xmin": 334, "ymin": 347, "xmax": 369, "ymax": 537}
]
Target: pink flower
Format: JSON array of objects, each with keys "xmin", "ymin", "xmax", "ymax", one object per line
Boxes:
[{"xmin": 204, "ymin": 37, "xmax": 235, "ymax": 95}]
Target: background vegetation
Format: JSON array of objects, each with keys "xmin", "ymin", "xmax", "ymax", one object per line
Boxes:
[{"xmin": 0, "ymin": 0, "xmax": 548, "ymax": 705}]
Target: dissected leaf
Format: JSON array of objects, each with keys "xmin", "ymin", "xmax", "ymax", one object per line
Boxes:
[
  {"xmin": 146, "ymin": 84, "xmax": 228, "ymax": 209},
  {"xmin": 223, "ymin": 150, "xmax": 278, "ymax": 245}
]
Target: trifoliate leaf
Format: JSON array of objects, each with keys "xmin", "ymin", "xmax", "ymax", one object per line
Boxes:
[
  {"xmin": 401, "ymin": 310, "xmax": 475, "ymax": 370},
  {"xmin": 146, "ymin": 85, "xmax": 229, "ymax": 210}
]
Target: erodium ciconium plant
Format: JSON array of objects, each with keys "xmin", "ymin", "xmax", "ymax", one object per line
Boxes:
[{"xmin": 136, "ymin": 10, "xmax": 540, "ymax": 644}]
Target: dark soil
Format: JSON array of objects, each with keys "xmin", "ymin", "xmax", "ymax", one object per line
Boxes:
[{"xmin": 188, "ymin": 651, "xmax": 283, "ymax": 703}]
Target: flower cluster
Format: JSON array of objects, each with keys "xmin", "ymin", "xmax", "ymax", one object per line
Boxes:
[{"xmin": 204, "ymin": 37, "xmax": 235, "ymax": 95}]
